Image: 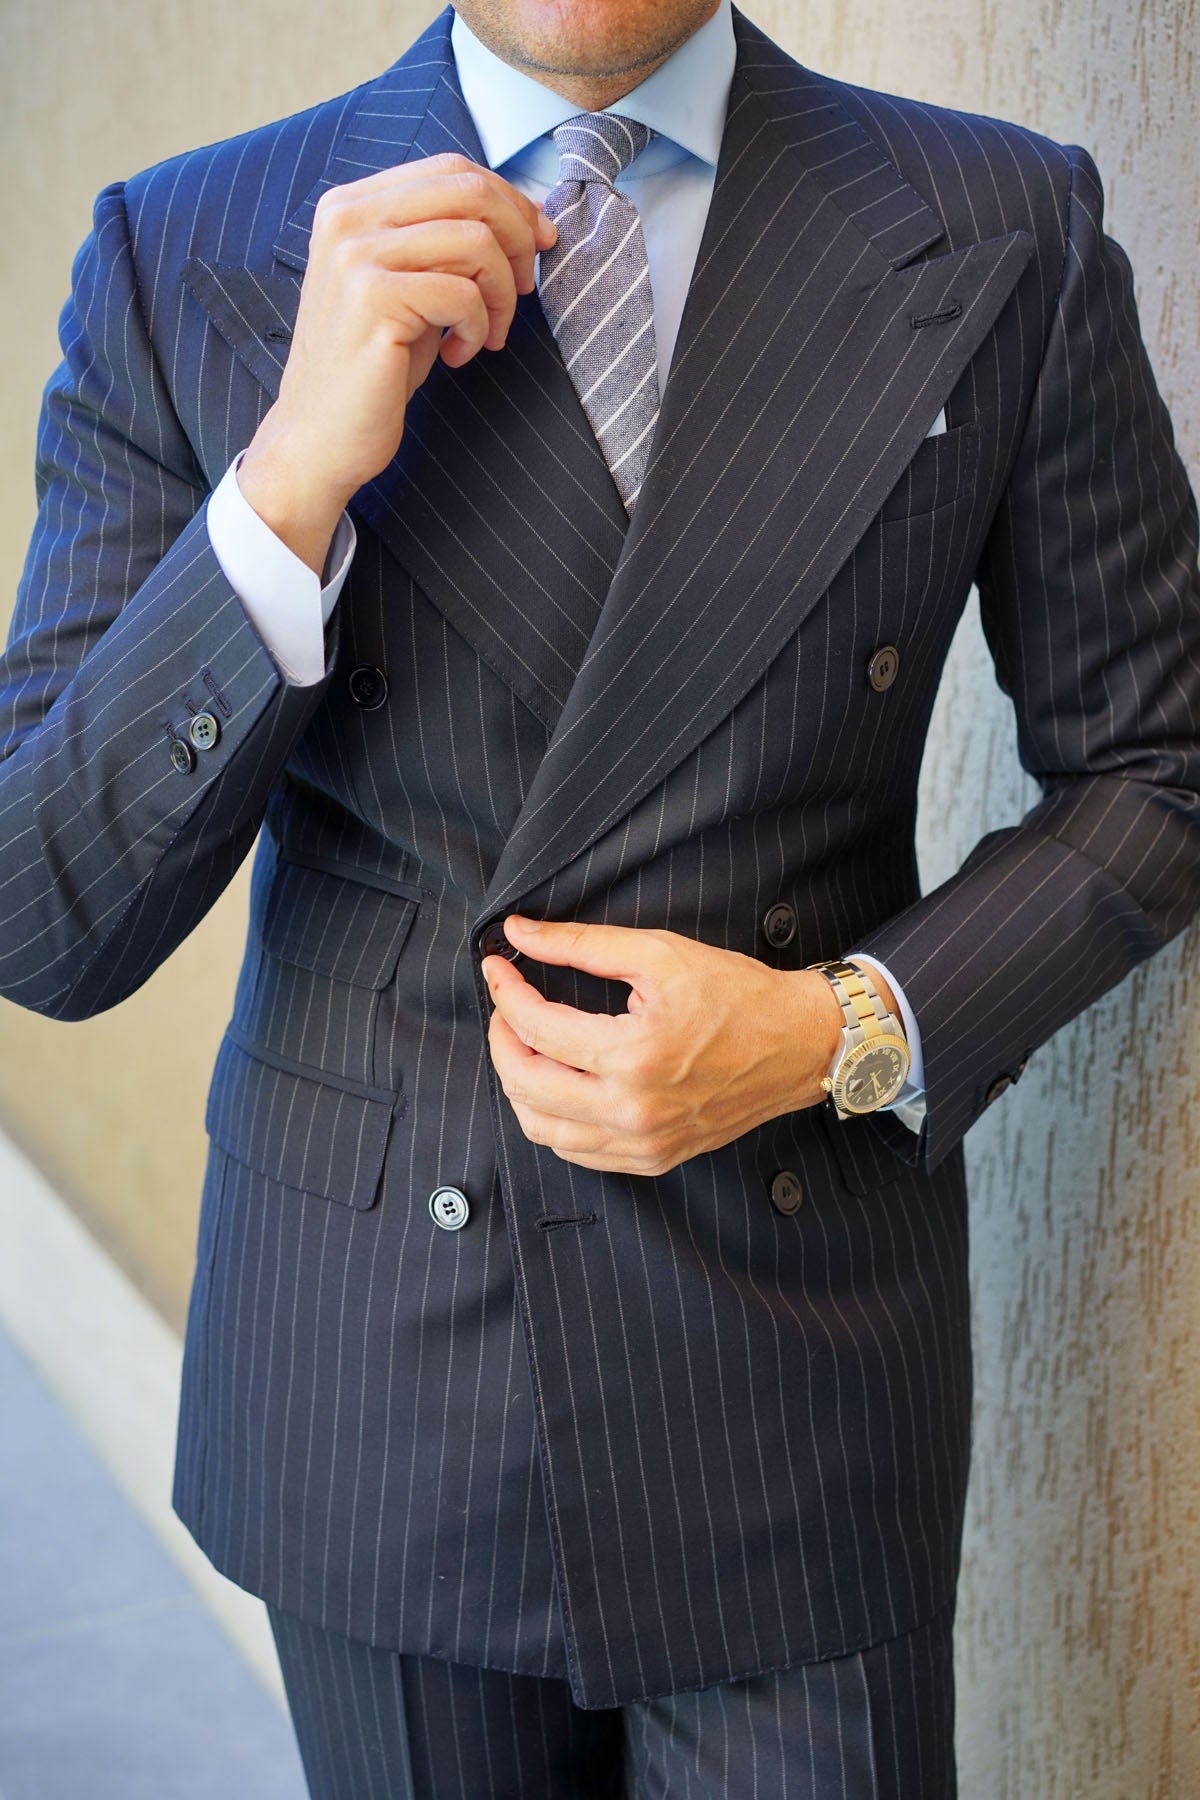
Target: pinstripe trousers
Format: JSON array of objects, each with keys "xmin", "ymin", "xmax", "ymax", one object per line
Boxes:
[{"xmin": 266, "ymin": 1602, "xmax": 956, "ymax": 1798}]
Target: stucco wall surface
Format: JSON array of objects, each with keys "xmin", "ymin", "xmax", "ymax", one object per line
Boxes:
[{"xmin": 1, "ymin": 2, "xmax": 1197, "ymax": 1791}]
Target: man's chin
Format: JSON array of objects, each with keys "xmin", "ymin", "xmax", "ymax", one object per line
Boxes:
[{"xmin": 454, "ymin": 0, "xmax": 718, "ymax": 86}]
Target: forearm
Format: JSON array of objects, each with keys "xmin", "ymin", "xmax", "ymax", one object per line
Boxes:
[
  {"xmin": 0, "ymin": 508, "xmax": 336, "ymax": 1018},
  {"xmin": 854, "ymin": 772, "xmax": 1200, "ymax": 1167}
]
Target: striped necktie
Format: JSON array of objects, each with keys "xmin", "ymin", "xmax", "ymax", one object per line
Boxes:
[{"xmin": 537, "ymin": 113, "xmax": 660, "ymax": 515}]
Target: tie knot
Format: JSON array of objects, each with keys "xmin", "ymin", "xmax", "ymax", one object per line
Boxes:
[{"xmin": 551, "ymin": 112, "xmax": 654, "ymax": 187}]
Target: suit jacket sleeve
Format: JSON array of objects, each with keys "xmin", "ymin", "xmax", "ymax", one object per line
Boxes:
[
  {"xmin": 0, "ymin": 182, "xmax": 337, "ymax": 1021},
  {"xmin": 853, "ymin": 145, "xmax": 1200, "ymax": 1170}
]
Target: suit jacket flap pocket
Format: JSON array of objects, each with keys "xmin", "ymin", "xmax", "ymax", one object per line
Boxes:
[
  {"xmin": 261, "ymin": 858, "xmax": 419, "ymax": 987},
  {"xmin": 205, "ymin": 1031, "xmax": 393, "ymax": 1209}
]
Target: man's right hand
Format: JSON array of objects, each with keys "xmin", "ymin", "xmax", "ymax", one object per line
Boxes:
[{"xmin": 236, "ymin": 154, "xmax": 558, "ymax": 575}]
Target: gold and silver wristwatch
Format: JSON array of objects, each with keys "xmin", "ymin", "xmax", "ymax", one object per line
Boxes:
[{"xmin": 808, "ymin": 959, "xmax": 911, "ymax": 1119}]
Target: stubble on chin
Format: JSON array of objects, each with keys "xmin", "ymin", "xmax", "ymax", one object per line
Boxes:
[{"xmin": 460, "ymin": 0, "xmax": 716, "ymax": 84}]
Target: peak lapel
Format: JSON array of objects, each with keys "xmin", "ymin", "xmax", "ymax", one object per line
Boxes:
[
  {"xmin": 480, "ymin": 13, "xmax": 1034, "ymax": 917},
  {"xmin": 188, "ymin": 6, "xmax": 629, "ymax": 733}
]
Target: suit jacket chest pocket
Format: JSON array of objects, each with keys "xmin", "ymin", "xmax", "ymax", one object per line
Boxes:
[
  {"xmin": 877, "ymin": 422, "xmax": 980, "ymax": 522},
  {"xmin": 245, "ymin": 857, "xmax": 421, "ymax": 1093}
]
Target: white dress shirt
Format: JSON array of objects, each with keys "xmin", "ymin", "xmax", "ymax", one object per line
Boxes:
[{"xmin": 204, "ymin": 0, "xmax": 927, "ymax": 1112}]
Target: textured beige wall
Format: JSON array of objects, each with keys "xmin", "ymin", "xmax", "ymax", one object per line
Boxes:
[{"xmin": 1, "ymin": 1, "xmax": 1197, "ymax": 1791}]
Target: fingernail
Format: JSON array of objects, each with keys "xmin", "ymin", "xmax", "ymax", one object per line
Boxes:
[{"xmin": 507, "ymin": 914, "xmax": 539, "ymax": 932}]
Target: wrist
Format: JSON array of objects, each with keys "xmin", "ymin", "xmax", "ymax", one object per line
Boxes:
[
  {"xmin": 776, "ymin": 968, "xmax": 845, "ymax": 1111},
  {"xmin": 238, "ymin": 414, "xmax": 353, "ymax": 577},
  {"xmin": 807, "ymin": 958, "xmax": 912, "ymax": 1117}
]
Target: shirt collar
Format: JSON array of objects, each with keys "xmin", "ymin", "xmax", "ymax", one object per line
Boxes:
[{"xmin": 449, "ymin": 0, "xmax": 735, "ymax": 172}]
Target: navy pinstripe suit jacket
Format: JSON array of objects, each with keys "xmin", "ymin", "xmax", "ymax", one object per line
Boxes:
[{"xmin": 3, "ymin": 5, "xmax": 1199, "ymax": 1709}]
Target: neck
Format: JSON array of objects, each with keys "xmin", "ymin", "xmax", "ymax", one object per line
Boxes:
[
  {"xmin": 456, "ymin": 0, "xmax": 724, "ymax": 114},
  {"xmin": 523, "ymin": 56, "xmax": 673, "ymax": 112}
]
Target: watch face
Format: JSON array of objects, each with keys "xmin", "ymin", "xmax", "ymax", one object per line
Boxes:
[{"xmin": 835, "ymin": 1040, "xmax": 910, "ymax": 1115}]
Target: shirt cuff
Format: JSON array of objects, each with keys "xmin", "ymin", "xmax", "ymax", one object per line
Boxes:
[
  {"xmin": 205, "ymin": 453, "xmax": 356, "ymax": 686},
  {"xmin": 851, "ymin": 952, "xmax": 927, "ymax": 1131}
]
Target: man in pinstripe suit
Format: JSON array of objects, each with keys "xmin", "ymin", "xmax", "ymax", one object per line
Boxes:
[{"xmin": 3, "ymin": 0, "xmax": 1198, "ymax": 1790}]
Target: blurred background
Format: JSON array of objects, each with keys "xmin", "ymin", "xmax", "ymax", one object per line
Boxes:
[{"xmin": 0, "ymin": 0, "xmax": 1196, "ymax": 1794}]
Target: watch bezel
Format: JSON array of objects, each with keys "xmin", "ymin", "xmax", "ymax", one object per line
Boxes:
[{"xmin": 830, "ymin": 1033, "xmax": 911, "ymax": 1116}]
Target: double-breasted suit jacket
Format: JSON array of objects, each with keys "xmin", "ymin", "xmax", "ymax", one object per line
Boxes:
[{"xmin": 2, "ymin": 4, "xmax": 1198, "ymax": 1711}]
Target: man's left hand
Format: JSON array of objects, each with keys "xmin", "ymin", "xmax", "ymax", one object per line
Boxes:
[{"xmin": 482, "ymin": 916, "xmax": 847, "ymax": 1176}]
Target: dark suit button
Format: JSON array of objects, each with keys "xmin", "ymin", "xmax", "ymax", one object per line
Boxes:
[
  {"xmin": 187, "ymin": 710, "xmax": 220, "ymax": 751},
  {"xmin": 169, "ymin": 737, "xmax": 195, "ymax": 774},
  {"xmin": 868, "ymin": 645, "xmax": 900, "ymax": 692},
  {"xmin": 348, "ymin": 664, "xmax": 388, "ymax": 709},
  {"xmin": 770, "ymin": 1170, "xmax": 804, "ymax": 1216},
  {"xmin": 478, "ymin": 922, "xmax": 519, "ymax": 962},
  {"xmin": 429, "ymin": 1186, "xmax": 470, "ymax": 1230},
  {"xmin": 985, "ymin": 1074, "xmax": 1012, "ymax": 1106},
  {"xmin": 762, "ymin": 902, "xmax": 797, "ymax": 949}
]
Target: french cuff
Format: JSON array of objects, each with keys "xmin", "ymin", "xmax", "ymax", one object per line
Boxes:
[
  {"xmin": 851, "ymin": 951, "xmax": 926, "ymax": 1132},
  {"xmin": 206, "ymin": 453, "xmax": 356, "ymax": 686}
]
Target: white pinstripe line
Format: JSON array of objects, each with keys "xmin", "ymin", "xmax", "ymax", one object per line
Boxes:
[
  {"xmin": 606, "ymin": 408, "xmax": 659, "ymax": 473},
  {"xmin": 542, "ymin": 204, "xmax": 640, "ymax": 323},
  {"xmin": 585, "ymin": 358, "xmax": 658, "ymax": 426},
  {"xmin": 561, "ymin": 264, "xmax": 652, "ymax": 374}
]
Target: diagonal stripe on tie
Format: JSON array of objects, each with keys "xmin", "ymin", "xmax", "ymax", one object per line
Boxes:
[
  {"xmin": 537, "ymin": 112, "xmax": 660, "ymax": 516},
  {"xmin": 554, "ymin": 219, "xmax": 644, "ymax": 333},
  {"xmin": 564, "ymin": 268, "xmax": 653, "ymax": 371}
]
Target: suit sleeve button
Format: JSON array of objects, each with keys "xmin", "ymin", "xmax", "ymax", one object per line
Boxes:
[
  {"xmin": 169, "ymin": 736, "xmax": 195, "ymax": 774},
  {"xmin": 478, "ymin": 922, "xmax": 519, "ymax": 962},
  {"xmin": 762, "ymin": 902, "xmax": 798, "ymax": 948},
  {"xmin": 868, "ymin": 645, "xmax": 900, "ymax": 692},
  {"xmin": 187, "ymin": 710, "xmax": 220, "ymax": 751},
  {"xmin": 769, "ymin": 1170, "xmax": 804, "ymax": 1215},
  {"xmin": 348, "ymin": 664, "xmax": 389, "ymax": 709},
  {"xmin": 985, "ymin": 1074, "xmax": 1013, "ymax": 1106}
]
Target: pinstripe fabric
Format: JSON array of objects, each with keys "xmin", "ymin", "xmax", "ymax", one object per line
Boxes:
[
  {"xmin": 267, "ymin": 1605, "xmax": 623, "ymax": 1799},
  {"xmin": 2, "ymin": 1, "xmax": 1198, "ymax": 1718},
  {"xmin": 538, "ymin": 114, "xmax": 660, "ymax": 512},
  {"xmin": 266, "ymin": 1599, "xmax": 954, "ymax": 1798}
]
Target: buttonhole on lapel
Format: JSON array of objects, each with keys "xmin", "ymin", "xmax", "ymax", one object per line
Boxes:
[
  {"xmin": 535, "ymin": 1211, "xmax": 598, "ymax": 1232},
  {"xmin": 910, "ymin": 300, "xmax": 963, "ymax": 329},
  {"xmin": 265, "ymin": 323, "xmax": 292, "ymax": 342}
]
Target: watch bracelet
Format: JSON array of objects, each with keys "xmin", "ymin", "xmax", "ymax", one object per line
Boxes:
[{"xmin": 808, "ymin": 958, "xmax": 905, "ymax": 1045}]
